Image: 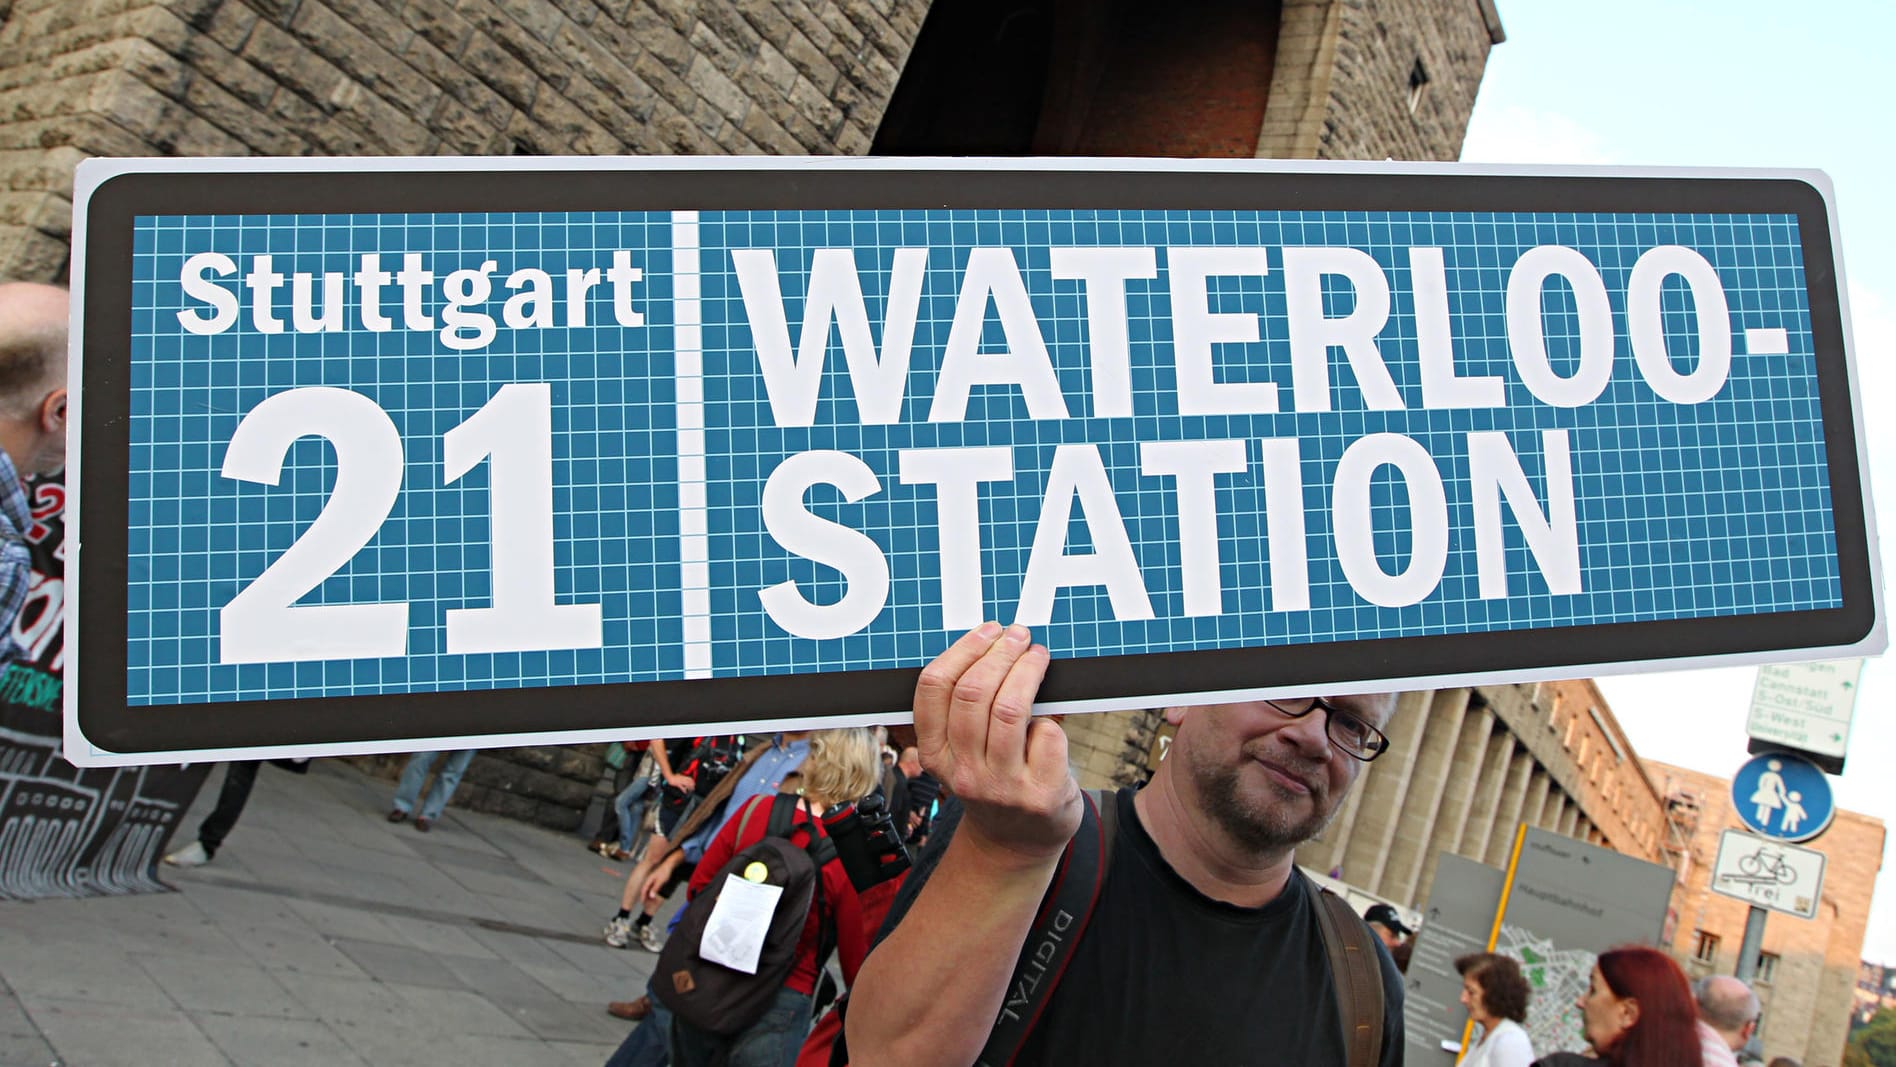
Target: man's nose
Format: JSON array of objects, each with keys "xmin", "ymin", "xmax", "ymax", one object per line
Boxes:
[{"xmin": 1279, "ymin": 708, "xmax": 1333, "ymax": 758}]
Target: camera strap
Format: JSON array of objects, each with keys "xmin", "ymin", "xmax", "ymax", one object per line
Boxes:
[{"xmin": 973, "ymin": 788, "xmax": 1116, "ymax": 1067}]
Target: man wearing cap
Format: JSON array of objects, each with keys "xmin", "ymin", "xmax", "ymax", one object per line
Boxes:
[
  {"xmin": 1364, "ymin": 903, "xmax": 1414, "ymax": 952},
  {"xmin": 848, "ymin": 623, "xmax": 1405, "ymax": 1066}
]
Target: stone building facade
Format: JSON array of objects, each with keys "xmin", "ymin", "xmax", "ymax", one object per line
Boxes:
[
  {"xmin": 1653, "ymin": 761, "xmax": 1883, "ymax": 1067},
  {"xmin": 5, "ymin": 0, "xmax": 1501, "ymax": 823},
  {"xmin": 0, "ymin": 0, "xmax": 1502, "ymax": 281}
]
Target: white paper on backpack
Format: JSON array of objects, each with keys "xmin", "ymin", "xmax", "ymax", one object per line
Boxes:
[{"xmin": 701, "ymin": 875, "xmax": 783, "ymax": 974}]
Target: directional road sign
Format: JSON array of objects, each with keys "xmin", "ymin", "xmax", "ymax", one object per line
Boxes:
[
  {"xmin": 1711, "ymin": 828, "xmax": 1826, "ymax": 919},
  {"xmin": 1746, "ymin": 660, "xmax": 1863, "ymax": 771},
  {"xmin": 66, "ymin": 158, "xmax": 1886, "ymax": 766},
  {"xmin": 1731, "ymin": 751, "xmax": 1835, "ymax": 842}
]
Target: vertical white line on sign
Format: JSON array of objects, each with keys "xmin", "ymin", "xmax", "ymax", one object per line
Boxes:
[{"xmin": 674, "ymin": 211, "xmax": 713, "ymax": 678}]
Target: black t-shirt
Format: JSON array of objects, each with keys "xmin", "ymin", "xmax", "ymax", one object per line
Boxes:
[{"xmin": 877, "ymin": 788, "xmax": 1406, "ymax": 1066}]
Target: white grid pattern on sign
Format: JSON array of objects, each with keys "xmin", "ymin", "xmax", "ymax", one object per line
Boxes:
[{"xmin": 123, "ymin": 204, "xmax": 1841, "ymax": 705}]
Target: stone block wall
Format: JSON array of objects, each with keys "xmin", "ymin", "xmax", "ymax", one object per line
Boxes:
[
  {"xmin": 346, "ymin": 743, "xmax": 608, "ymax": 831},
  {"xmin": 0, "ymin": 0, "xmax": 930, "ymax": 281},
  {"xmin": 1062, "ymin": 707, "xmax": 1165, "ymax": 791},
  {"xmin": 1257, "ymin": 0, "xmax": 1501, "ymax": 162}
]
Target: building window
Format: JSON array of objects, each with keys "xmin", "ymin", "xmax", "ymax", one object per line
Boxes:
[
  {"xmin": 1693, "ymin": 930, "xmax": 1721, "ymax": 964},
  {"xmin": 1407, "ymin": 58, "xmax": 1430, "ymax": 114},
  {"xmin": 1757, "ymin": 952, "xmax": 1779, "ymax": 983}
]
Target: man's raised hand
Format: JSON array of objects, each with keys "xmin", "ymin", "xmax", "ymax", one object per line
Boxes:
[{"xmin": 914, "ymin": 623, "xmax": 1081, "ymax": 866}]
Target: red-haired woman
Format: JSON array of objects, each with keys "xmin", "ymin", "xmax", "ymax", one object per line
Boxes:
[{"xmin": 1533, "ymin": 945, "xmax": 1704, "ymax": 1067}]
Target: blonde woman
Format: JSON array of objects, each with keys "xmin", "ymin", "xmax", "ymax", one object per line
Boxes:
[{"xmin": 668, "ymin": 727, "xmax": 880, "ymax": 1067}]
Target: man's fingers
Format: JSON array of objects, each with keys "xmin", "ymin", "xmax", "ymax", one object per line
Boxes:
[
  {"xmin": 981, "ymin": 641, "xmax": 1050, "ymax": 775},
  {"xmin": 943, "ymin": 625, "xmax": 1034, "ymax": 772},
  {"xmin": 1023, "ymin": 715, "xmax": 1075, "ymax": 792},
  {"xmin": 914, "ymin": 622, "xmax": 1004, "ymax": 752}
]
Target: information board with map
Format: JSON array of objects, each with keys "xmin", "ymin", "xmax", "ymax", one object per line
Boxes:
[{"xmin": 1491, "ymin": 826, "xmax": 1677, "ymax": 1055}]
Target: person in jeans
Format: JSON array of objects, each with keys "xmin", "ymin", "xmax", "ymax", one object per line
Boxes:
[
  {"xmin": 667, "ymin": 728, "xmax": 879, "ymax": 1067},
  {"xmin": 387, "ymin": 749, "xmax": 477, "ymax": 831}
]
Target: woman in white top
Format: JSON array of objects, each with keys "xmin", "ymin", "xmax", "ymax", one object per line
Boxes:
[{"xmin": 1457, "ymin": 951, "xmax": 1537, "ymax": 1067}]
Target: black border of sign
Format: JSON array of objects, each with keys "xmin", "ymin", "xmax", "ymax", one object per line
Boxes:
[{"xmin": 75, "ymin": 163, "xmax": 1876, "ymax": 755}]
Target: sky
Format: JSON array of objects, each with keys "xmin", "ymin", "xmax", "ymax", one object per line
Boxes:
[{"xmin": 1459, "ymin": 1, "xmax": 1896, "ymax": 963}]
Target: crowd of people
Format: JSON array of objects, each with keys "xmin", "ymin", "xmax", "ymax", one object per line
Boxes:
[
  {"xmin": 567, "ymin": 626, "xmax": 1798, "ymax": 1067},
  {"xmin": 5, "ymin": 229, "xmax": 1815, "ymax": 1066}
]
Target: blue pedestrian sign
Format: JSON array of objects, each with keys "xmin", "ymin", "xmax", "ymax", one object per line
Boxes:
[{"xmin": 1732, "ymin": 752, "xmax": 1834, "ymax": 842}]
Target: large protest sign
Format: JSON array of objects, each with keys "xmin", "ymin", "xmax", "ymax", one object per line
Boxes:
[
  {"xmin": 67, "ymin": 158, "xmax": 1883, "ymax": 764},
  {"xmin": 1, "ymin": 472, "xmax": 211, "ymax": 896}
]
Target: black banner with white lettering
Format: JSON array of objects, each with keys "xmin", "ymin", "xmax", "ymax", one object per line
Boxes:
[{"xmin": 0, "ymin": 472, "xmax": 210, "ymax": 899}]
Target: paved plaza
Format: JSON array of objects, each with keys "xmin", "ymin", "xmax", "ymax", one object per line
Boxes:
[{"xmin": 0, "ymin": 759, "xmax": 667, "ymax": 1066}]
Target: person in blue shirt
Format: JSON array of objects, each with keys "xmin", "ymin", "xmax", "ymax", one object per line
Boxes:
[
  {"xmin": 0, "ymin": 283, "xmax": 69, "ymax": 665},
  {"xmin": 635, "ymin": 732, "xmax": 812, "ymax": 911}
]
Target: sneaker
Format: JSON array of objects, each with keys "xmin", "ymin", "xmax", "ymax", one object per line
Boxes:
[
  {"xmin": 415, "ymin": 817, "xmax": 433, "ymax": 832},
  {"xmin": 164, "ymin": 841, "xmax": 211, "ymax": 867},
  {"xmin": 637, "ymin": 923, "xmax": 663, "ymax": 953},
  {"xmin": 387, "ymin": 810, "xmax": 407, "ymax": 823},
  {"xmin": 604, "ymin": 915, "xmax": 634, "ymax": 948}
]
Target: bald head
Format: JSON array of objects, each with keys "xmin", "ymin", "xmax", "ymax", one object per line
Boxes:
[
  {"xmin": 1695, "ymin": 974, "xmax": 1760, "ymax": 1046},
  {"xmin": 0, "ymin": 283, "xmax": 68, "ymax": 476}
]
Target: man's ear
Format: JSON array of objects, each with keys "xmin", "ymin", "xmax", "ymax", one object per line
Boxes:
[
  {"xmin": 1163, "ymin": 706, "xmax": 1188, "ymax": 726},
  {"xmin": 38, "ymin": 387, "xmax": 65, "ymax": 433}
]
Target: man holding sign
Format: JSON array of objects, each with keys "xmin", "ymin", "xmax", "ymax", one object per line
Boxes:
[{"xmin": 847, "ymin": 623, "xmax": 1403, "ymax": 1065}]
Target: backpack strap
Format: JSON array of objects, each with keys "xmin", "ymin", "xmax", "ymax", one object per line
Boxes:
[
  {"xmin": 974, "ymin": 787, "xmax": 1117, "ymax": 1067},
  {"xmin": 765, "ymin": 792, "xmax": 799, "ymax": 837},
  {"xmin": 1312, "ymin": 886, "xmax": 1384, "ymax": 1067},
  {"xmin": 733, "ymin": 793, "xmax": 771, "ymax": 844}
]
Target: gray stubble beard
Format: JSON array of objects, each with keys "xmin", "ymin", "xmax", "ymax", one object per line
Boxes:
[{"xmin": 1192, "ymin": 744, "xmax": 1342, "ymax": 856}]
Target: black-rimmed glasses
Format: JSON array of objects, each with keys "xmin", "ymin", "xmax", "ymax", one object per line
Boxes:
[{"xmin": 1262, "ymin": 697, "xmax": 1391, "ymax": 762}]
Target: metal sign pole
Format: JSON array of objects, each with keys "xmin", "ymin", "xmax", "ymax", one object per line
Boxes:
[{"xmin": 1734, "ymin": 905, "xmax": 1767, "ymax": 981}]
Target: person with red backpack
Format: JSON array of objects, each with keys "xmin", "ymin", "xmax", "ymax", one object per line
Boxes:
[{"xmin": 661, "ymin": 728, "xmax": 879, "ymax": 1067}]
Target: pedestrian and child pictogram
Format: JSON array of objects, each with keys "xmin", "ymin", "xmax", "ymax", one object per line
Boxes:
[{"xmin": 1731, "ymin": 751, "xmax": 1835, "ymax": 843}]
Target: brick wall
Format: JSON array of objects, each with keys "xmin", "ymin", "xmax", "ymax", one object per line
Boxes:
[
  {"xmin": 1656, "ymin": 760, "xmax": 1885, "ymax": 1067},
  {"xmin": 0, "ymin": 0, "xmax": 930, "ymax": 281}
]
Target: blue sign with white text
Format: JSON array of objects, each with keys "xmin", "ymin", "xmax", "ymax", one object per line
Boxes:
[
  {"xmin": 68, "ymin": 159, "xmax": 1884, "ymax": 764},
  {"xmin": 1732, "ymin": 752, "xmax": 1834, "ymax": 842}
]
